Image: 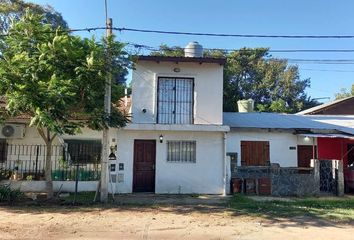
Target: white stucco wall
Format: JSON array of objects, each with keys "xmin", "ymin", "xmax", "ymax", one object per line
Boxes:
[
  {"xmin": 113, "ymin": 129, "xmax": 225, "ymax": 194},
  {"xmin": 226, "ymin": 129, "xmax": 299, "ymax": 167},
  {"xmin": 131, "ymin": 61, "xmax": 224, "ymax": 125},
  {"xmin": 297, "ymin": 135, "xmax": 318, "ymax": 146},
  {"xmin": 5, "ymin": 124, "xmax": 60, "ymax": 145},
  {"xmin": 4, "ymin": 125, "xmax": 104, "ymax": 146}
]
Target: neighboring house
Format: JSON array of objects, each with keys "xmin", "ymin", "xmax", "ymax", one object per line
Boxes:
[
  {"xmin": 298, "ymin": 96, "xmax": 354, "ymax": 115},
  {"xmin": 298, "ymin": 98, "xmax": 354, "ymax": 182},
  {"xmin": 223, "ymin": 112, "xmax": 354, "ymax": 169}
]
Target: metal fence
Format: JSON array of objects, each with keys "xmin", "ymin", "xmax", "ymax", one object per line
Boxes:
[{"xmin": 0, "ymin": 144, "xmax": 101, "ymax": 181}]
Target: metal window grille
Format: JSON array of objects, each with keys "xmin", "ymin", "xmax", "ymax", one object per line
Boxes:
[
  {"xmin": 65, "ymin": 140, "xmax": 102, "ymax": 164},
  {"xmin": 157, "ymin": 77, "xmax": 194, "ymax": 124},
  {"xmin": 167, "ymin": 141, "xmax": 196, "ymax": 163},
  {"xmin": 0, "ymin": 140, "xmax": 7, "ymax": 163},
  {"xmin": 0, "ymin": 144, "xmax": 101, "ymax": 181}
]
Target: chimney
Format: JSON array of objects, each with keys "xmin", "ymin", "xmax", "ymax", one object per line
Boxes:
[
  {"xmin": 237, "ymin": 99, "xmax": 254, "ymax": 112},
  {"xmin": 184, "ymin": 41, "xmax": 203, "ymax": 58}
]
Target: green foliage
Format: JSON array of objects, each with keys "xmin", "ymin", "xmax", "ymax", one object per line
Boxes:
[
  {"xmin": 150, "ymin": 44, "xmax": 184, "ymax": 57},
  {"xmin": 334, "ymin": 84, "xmax": 354, "ymax": 100},
  {"xmin": 25, "ymin": 175, "xmax": 33, "ymax": 181},
  {"xmin": 150, "ymin": 45, "xmax": 318, "ymax": 113},
  {"xmin": 0, "ymin": 184, "xmax": 23, "ymax": 202},
  {"xmin": 0, "ymin": 0, "xmax": 67, "ymax": 34},
  {"xmin": 0, "ymin": 168, "xmax": 11, "ymax": 180},
  {"xmin": 0, "ymin": 12, "xmax": 129, "ymax": 136}
]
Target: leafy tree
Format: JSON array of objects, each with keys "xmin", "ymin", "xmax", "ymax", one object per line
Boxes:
[
  {"xmin": 334, "ymin": 84, "xmax": 354, "ymax": 100},
  {"xmin": 151, "ymin": 44, "xmax": 185, "ymax": 57},
  {"xmin": 0, "ymin": 12, "xmax": 129, "ymax": 198},
  {"xmin": 151, "ymin": 45, "xmax": 318, "ymax": 113},
  {"xmin": 0, "ymin": 0, "xmax": 67, "ymax": 34},
  {"xmin": 223, "ymin": 48, "xmax": 318, "ymax": 113}
]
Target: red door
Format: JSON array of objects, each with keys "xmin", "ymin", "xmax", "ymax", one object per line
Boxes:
[
  {"xmin": 297, "ymin": 145, "xmax": 317, "ymax": 167},
  {"xmin": 133, "ymin": 140, "xmax": 156, "ymax": 192}
]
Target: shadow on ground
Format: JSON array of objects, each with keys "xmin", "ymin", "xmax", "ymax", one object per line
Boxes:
[{"xmin": 1, "ymin": 193, "xmax": 353, "ymax": 228}]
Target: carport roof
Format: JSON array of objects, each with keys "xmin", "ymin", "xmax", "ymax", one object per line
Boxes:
[
  {"xmin": 304, "ymin": 115, "xmax": 354, "ymax": 135},
  {"xmin": 298, "ymin": 133, "xmax": 354, "ymax": 140}
]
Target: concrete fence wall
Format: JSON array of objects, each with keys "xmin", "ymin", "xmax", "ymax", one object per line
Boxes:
[{"xmin": 0, "ymin": 180, "xmax": 99, "ymax": 193}]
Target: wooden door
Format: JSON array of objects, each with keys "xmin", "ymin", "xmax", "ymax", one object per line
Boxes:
[
  {"xmin": 297, "ymin": 145, "xmax": 317, "ymax": 167},
  {"xmin": 133, "ymin": 140, "xmax": 156, "ymax": 192},
  {"xmin": 0, "ymin": 139, "xmax": 6, "ymax": 163},
  {"xmin": 241, "ymin": 141, "xmax": 270, "ymax": 166}
]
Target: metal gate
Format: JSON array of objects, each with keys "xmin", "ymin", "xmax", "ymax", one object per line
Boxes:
[{"xmin": 319, "ymin": 160, "xmax": 339, "ymax": 195}]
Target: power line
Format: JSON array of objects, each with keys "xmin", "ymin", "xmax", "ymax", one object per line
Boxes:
[
  {"xmin": 4, "ymin": 26, "xmax": 354, "ymax": 65},
  {"xmin": 285, "ymin": 59, "xmax": 354, "ymax": 62},
  {"xmin": 116, "ymin": 27, "xmax": 354, "ymax": 39},
  {"xmin": 0, "ymin": 27, "xmax": 107, "ymax": 37},
  {"xmin": 125, "ymin": 43, "xmax": 354, "ymax": 64},
  {"xmin": 125, "ymin": 42, "xmax": 354, "ymax": 53},
  {"xmin": 3, "ymin": 26, "xmax": 354, "ymax": 40},
  {"xmin": 287, "ymin": 62, "xmax": 354, "ymax": 65},
  {"xmin": 301, "ymin": 68, "xmax": 354, "ymax": 72}
]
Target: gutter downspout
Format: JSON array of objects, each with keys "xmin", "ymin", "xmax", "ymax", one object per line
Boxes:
[{"xmin": 223, "ymin": 132, "xmax": 228, "ymax": 196}]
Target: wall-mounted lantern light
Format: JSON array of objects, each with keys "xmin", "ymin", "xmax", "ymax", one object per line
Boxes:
[
  {"xmin": 109, "ymin": 145, "xmax": 117, "ymax": 160},
  {"xmin": 159, "ymin": 134, "xmax": 163, "ymax": 143},
  {"xmin": 304, "ymin": 136, "xmax": 310, "ymax": 142}
]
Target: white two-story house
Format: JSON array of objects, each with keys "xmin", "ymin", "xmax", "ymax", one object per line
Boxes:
[{"xmin": 113, "ymin": 42, "xmax": 230, "ymax": 194}]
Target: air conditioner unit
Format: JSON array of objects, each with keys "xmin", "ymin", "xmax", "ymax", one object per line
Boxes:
[{"xmin": 0, "ymin": 124, "xmax": 25, "ymax": 139}]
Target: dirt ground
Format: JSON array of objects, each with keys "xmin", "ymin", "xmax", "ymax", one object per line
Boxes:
[{"xmin": 0, "ymin": 195, "xmax": 353, "ymax": 240}]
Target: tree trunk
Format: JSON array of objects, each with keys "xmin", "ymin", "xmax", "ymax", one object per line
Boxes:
[
  {"xmin": 37, "ymin": 128, "xmax": 56, "ymax": 199},
  {"xmin": 45, "ymin": 141, "xmax": 53, "ymax": 199}
]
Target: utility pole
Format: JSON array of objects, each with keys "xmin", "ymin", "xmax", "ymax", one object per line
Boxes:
[{"xmin": 100, "ymin": 17, "xmax": 113, "ymax": 203}]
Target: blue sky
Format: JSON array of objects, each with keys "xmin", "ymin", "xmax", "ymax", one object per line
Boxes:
[{"xmin": 29, "ymin": 0, "xmax": 354, "ymax": 102}]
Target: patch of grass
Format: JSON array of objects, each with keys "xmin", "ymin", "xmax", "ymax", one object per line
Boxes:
[
  {"xmin": 230, "ymin": 194, "xmax": 354, "ymax": 223},
  {"xmin": 0, "ymin": 184, "xmax": 24, "ymax": 203},
  {"xmin": 59, "ymin": 192, "xmax": 102, "ymax": 205}
]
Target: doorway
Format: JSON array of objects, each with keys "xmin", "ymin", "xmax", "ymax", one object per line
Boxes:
[
  {"xmin": 133, "ymin": 140, "xmax": 156, "ymax": 192},
  {"xmin": 297, "ymin": 145, "xmax": 317, "ymax": 167}
]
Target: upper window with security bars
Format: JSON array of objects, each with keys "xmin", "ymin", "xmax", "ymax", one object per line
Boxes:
[{"xmin": 157, "ymin": 77, "xmax": 194, "ymax": 124}]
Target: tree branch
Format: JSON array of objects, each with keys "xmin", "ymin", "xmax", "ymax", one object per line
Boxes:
[
  {"xmin": 37, "ymin": 127, "xmax": 48, "ymax": 145},
  {"xmin": 47, "ymin": 128, "xmax": 50, "ymax": 143},
  {"xmin": 50, "ymin": 133, "xmax": 57, "ymax": 142}
]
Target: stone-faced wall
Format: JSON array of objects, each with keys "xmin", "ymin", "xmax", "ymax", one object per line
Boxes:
[
  {"xmin": 232, "ymin": 164, "xmax": 320, "ymax": 196},
  {"xmin": 271, "ymin": 168, "xmax": 318, "ymax": 196}
]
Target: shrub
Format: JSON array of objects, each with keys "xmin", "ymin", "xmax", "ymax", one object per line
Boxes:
[
  {"xmin": 0, "ymin": 184, "xmax": 23, "ymax": 203},
  {"xmin": 0, "ymin": 168, "xmax": 11, "ymax": 180}
]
